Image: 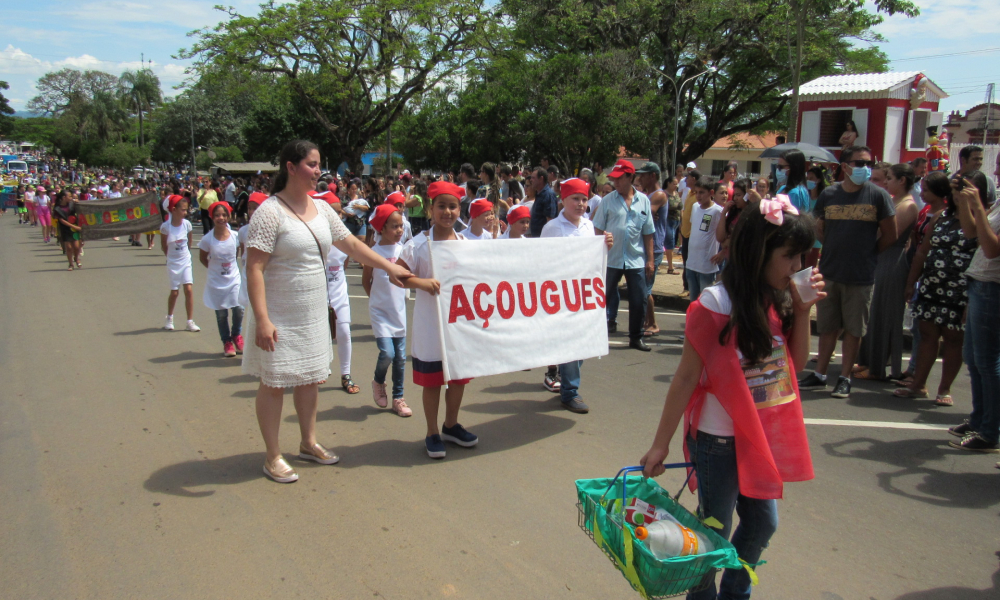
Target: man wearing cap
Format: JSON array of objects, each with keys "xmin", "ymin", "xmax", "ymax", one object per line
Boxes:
[
  {"xmin": 592, "ymin": 159, "xmax": 656, "ymax": 351},
  {"xmin": 528, "ymin": 166, "xmax": 559, "ymax": 237},
  {"xmin": 636, "ymin": 162, "xmax": 668, "ymax": 335}
]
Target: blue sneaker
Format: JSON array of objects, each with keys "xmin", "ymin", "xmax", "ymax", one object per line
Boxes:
[
  {"xmin": 425, "ymin": 434, "xmax": 446, "ymax": 459},
  {"xmin": 441, "ymin": 423, "xmax": 479, "ymax": 447}
]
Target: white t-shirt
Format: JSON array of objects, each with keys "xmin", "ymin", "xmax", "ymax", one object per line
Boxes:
[
  {"xmin": 24, "ymin": 191, "xmax": 35, "ymax": 204},
  {"xmin": 108, "ymin": 191, "xmax": 122, "ymax": 198},
  {"xmin": 686, "ymin": 202, "xmax": 723, "ymax": 274},
  {"xmin": 160, "ymin": 219, "xmax": 193, "ymax": 267},
  {"xmin": 540, "ymin": 210, "xmax": 595, "ymax": 238},
  {"xmin": 586, "ymin": 195, "xmax": 602, "ymax": 220},
  {"xmin": 369, "ymin": 243, "xmax": 407, "ymax": 338},
  {"xmin": 463, "ymin": 227, "xmax": 495, "ymax": 240},
  {"xmin": 225, "ymin": 182, "xmax": 237, "ymax": 204},
  {"xmin": 695, "ymin": 284, "xmax": 735, "ymax": 436},
  {"xmin": 197, "ymin": 230, "xmax": 241, "ymax": 310},
  {"xmin": 34, "ymin": 194, "xmax": 50, "ymax": 208},
  {"xmin": 399, "ymin": 229, "xmax": 467, "ymax": 362}
]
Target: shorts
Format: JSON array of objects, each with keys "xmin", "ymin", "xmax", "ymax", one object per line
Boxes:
[
  {"xmin": 166, "ymin": 263, "xmax": 194, "ymax": 291},
  {"xmin": 816, "ymin": 281, "xmax": 874, "ymax": 338},
  {"xmin": 412, "ymin": 357, "xmax": 472, "ymax": 387},
  {"xmin": 645, "ymin": 251, "xmax": 664, "ymax": 297}
]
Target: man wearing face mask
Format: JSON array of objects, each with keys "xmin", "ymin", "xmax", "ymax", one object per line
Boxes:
[{"xmin": 799, "ymin": 145, "xmax": 897, "ymax": 399}]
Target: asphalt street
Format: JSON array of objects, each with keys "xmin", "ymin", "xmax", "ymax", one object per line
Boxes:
[{"xmin": 1, "ymin": 218, "xmax": 998, "ymax": 600}]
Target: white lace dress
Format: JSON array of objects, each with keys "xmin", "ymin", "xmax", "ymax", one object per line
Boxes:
[{"xmin": 242, "ymin": 196, "xmax": 351, "ymax": 388}]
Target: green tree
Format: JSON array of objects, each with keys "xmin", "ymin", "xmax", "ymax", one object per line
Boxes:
[
  {"xmin": 180, "ymin": 0, "xmax": 496, "ymax": 173},
  {"xmin": 149, "ymin": 88, "xmax": 245, "ymax": 165},
  {"xmin": 98, "ymin": 142, "xmax": 152, "ymax": 170},
  {"xmin": 27, "ymin": 69, "xmax": 119, "ymax": 116},
  {"xmin": 118, "ymin": 68, "xmax": 163, "ymax": 147},
  {"xmin": 390, "ymin": 87, "xmax": 462, "ymax": 172},
  {"xmin": 0, "ymin": 81, "xmax": 14, "ymax": 136}
]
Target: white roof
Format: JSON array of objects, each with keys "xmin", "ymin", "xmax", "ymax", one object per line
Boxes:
[{"xmin": 794, "ymin": 71, "xmax": 947, "ymax": 99}]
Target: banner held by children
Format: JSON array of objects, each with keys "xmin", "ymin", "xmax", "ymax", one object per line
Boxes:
[
  {"xmin": 431, "ymin": 236, "xmax": 609, "ymax": 380},
  {"xmin": 76, "ymin": 191, "xmax": 162, "ymax": 241}
]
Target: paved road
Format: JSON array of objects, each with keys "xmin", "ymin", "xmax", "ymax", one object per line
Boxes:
[{"xmin": 2, "ymin": 219, "xmax": 997, "ymax": 599}]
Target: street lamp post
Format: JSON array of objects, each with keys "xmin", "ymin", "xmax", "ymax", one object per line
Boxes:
[{"xmin": 657, "ymin": 66, "xmax": 716, "ymax": 172}]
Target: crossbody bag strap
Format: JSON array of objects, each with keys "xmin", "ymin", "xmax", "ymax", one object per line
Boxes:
[{"xmin": 275, "ymin": 195, "xmax": 326, "ymax": 265}]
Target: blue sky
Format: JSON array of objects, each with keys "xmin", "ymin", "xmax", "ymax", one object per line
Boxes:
[{"xmin": 1, "ymin": 0, "xmax": 997, "ymax": 117}]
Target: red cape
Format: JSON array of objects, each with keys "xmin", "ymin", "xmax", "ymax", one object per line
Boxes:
[{"xmin": 683, "ymin": 299, "xmax": 814, "ymax": 500}]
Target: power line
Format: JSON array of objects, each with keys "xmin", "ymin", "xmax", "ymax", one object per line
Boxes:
[{"xmin": 891, "ymin": 47, "xmax": 1000, "ymax": 62}]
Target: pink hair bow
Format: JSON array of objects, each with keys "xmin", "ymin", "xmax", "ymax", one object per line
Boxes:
[{"xmin": 760, "ymin": 194, "xmax": 799, "ymax": 225}]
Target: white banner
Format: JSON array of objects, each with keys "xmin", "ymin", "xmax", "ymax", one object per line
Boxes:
[{"xmin": 430, "ymin": 236, "xmax": 609, "ymax": 381}]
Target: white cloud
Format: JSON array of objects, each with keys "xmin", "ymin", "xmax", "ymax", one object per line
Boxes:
[
  {"xmin": 0, "ymin": 45, "xmax": 48, "ymax": 75},
  {"xmin": 54, "ymin": 0, "xmax": 261, "ymax": 30},
  {"xmin": 876, "ymin": 0, "xmax": 1000, "ymax": 40}
]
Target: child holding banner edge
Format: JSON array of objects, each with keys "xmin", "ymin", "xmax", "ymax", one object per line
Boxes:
[
  {"xmin": 540, "ymin": 178, "xmax": 614, "ymax": 414},
  {"xmin": 638, "ymin": 200, "xmax": 824, "ymax": 599},
  {"xmin": 397, "ymin": 181, "xmax": 477, "ymax": 459}
]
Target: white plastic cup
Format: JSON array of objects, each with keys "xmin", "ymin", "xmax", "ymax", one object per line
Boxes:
[{"xmin": 791, "ymin": 267, "xmax": 818, "ymax": 303}]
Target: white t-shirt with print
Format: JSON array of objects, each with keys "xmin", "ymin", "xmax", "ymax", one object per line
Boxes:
[
  {"xmin": 160, "ymin": 219, "xmax": 193, "ymax": 268},
  {"xmin": 686, "ymin": 202, "xmax": 723, "ymax": 274},
  {"xmin": 369, "ymin": 243, "xmax": 407, "ymax": 338}
]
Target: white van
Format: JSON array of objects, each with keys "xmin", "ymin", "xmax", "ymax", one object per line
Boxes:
[{"xmin": 7, "ymin": 161, "xmax": 28, "ymax": 173}]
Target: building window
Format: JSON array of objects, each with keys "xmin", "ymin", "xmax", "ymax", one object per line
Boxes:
[
  {"xmin": 819, "ymin": 110, "xmax": 853, "ymax": 147},
  {"xmin": 711, "ymin": 160, "xmax": 726, "ymax": 177},
  {"xmin": 909, "ymin": 111, "xmax": 931, "ymax": 149},
  {"xmin": 748, "ymin": 161, "xmax": 761, "ymax": 177}
]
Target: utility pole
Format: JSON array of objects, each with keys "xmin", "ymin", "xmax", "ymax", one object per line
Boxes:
[
  {"xmin": 984, "ymin": 84, "xmax": 995, "ymax": 147},
  {"xmin": 189, "ymin": 110, "xmax": 197, "ymax": 177}
]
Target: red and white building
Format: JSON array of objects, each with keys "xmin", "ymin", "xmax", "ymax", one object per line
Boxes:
[{"xmin": 794, "ymin": 71, "xmax": 948, "ymax": 163}]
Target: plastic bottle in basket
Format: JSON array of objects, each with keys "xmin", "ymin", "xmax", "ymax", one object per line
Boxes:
[{"xmin": 635, "ymin": 521, "xmax": 714, "ymax": 559}]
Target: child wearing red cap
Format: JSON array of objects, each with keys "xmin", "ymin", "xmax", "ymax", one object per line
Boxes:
[
  {"xmin": 499, "ymin": 205, "xmax": 531, "ymax": 239},
  {"xmin": 198, "ymin": 201, "xmax": 243, "ymax": 357},
  {"xmin": 160, "ymin": 195, "xmax": 200, "ymax": 332},
  {"xmin": 540, "ymin": 178, "xmax": 615, "ymax": 413},
  {"xmin": 363, "ymin": 204, "xmax": 412, "ymax": 417},
  {"xmin": 369, "ymin": 191, "xmax": 412, "ymax": 245},
  {"xmin": 464, "ymin": 198, "xmax": 497, "ymax": 240},
  {"xmin": 397, "ymin": 181, "xmax": 477, "ymax": 458}
]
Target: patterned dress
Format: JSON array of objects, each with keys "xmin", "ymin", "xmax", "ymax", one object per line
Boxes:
[{"xmin": 914, "ymin": 213, "xmax": 978, "ymax": 331}]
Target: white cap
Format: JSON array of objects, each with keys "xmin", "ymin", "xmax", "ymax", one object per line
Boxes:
[{"xmin": 686, "ymin": 161, "xmax": 697, "ymax": 169}]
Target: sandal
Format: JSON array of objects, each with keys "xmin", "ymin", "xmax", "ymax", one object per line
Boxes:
[
  {"xmin": 894, "ymin": 377, "xmax": 915, "ymax": 388},
  {"xmin": 853, "ymin": 368, "xmax": 883, "ymax": 381},
  {"xmin": 341, "ymin": 375, "xmax": 360, "ymax": 395},
  {"xmin": 667, "ymin": 268, "xmax": 676, "ymax": 275},
  {"xmin": 892, "ymin": 387, "xmax": 928, "ymax": 399},
  {"xmin": 935, "ymin": 394, "xmax": 954, "ymax": 407}
]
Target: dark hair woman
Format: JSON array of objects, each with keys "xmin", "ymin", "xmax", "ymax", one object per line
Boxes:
[
  {"xmin": 243, "ymin": 140, "xmax": 413, "ymax": 483},
  {"xmin": 776, "ymin": 149, "xmax": 809, "ymax": 213}
]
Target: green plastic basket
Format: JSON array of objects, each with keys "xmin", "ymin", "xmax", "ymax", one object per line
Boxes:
[{"xmin": 576, "ymin": 467, "xmax": 743, "ymax": 598}]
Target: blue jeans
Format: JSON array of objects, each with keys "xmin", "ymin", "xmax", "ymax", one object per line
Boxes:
[
  {"xmin": 687, "ymin": 432, "xmax": 778, "ymax": 600},
  {"xmin": 645, "ymin": 252, "xmax": 664, "ymax": 297},
  {"xmin": 686, "ymin": 270, "xmax": 716, "ymax": 302},
  {"xmin": 559, "ymin": 360, "xmax": 582, "ymax": 403},
  {"xmin": 964, "ymin": 279, "xmax": 1000, "ymax": 444},
  {"xmin": 375, "ymin": 337, "xmax": 406, "ymax": 399},
  {"xmin": 606, "ymin": 267, "xmax": 646, "ymax": 339},
  {"xmin": 215, "ymin": 307, "xmax": 244, "ymax": 343}
]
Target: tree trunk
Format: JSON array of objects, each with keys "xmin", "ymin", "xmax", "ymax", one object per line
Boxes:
[
  {"xmin": 138, "ymin": 109, "xmax": 144, "ymax": 147},
  {"xmin": 788, "ymin": 1, "xmax": 805, "ymax": 142}
]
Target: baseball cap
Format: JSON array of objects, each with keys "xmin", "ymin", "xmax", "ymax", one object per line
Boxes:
[
  {"xmin": 686, "ymin": 161, "xmax": 698, "ymax": 169},
  {"xmin": 608, "ymin": 159, "xmax": 635, "ymax": 178},
  {"xmin": 635, "ymin": 162, "xmax": 661, "ymax": 176}
]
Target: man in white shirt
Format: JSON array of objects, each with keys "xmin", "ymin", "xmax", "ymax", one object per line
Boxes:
[{"xmin": 224, "ymin": 176, "xmax": 237, "ymax": 206}]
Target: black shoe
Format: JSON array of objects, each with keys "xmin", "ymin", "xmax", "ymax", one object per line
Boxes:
[
  {"xmin": 607, "ymin": 321, "xmax": 617, "ymax": 334},
  {"xmin": 948, "ymin": 420, "xmax": 975, "ymax": 438},
  {"xmin": 948, "ymin": 433, "xmax": 1000, "ymax": 453},
  {"xmin": 562, "ymin": 397, "xmax": 590, "ymax": 414},
  {"xmin": 629, "ymin": 338, "xmax": 651, "ymax": 352},
  {"xmin": 830, "ymin": 376, "xmax": 851, "ymax": 398},
  {"xmin": 441, "ymin": 423, "xmax": 478, "ymax": 447},
  {"xmin": 797, "ymin": 372, "xmax": 827, "ymax": 388}
]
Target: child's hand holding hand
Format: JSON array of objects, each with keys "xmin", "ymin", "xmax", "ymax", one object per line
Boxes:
[
  {"xmin": 419, "ymin": 278, "xmax": 441, "ymax": 295},
  {"xmin": 386, "ymin": 263, "xmax": 413, "ymax": 288}
]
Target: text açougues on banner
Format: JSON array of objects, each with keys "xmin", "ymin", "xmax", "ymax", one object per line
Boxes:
[
  {"xmin": 431, "ymin": 236, "xmax": 610, "ymax": 381},
  {"xmin": 75, "ymin": 191, "xmax": 162, "ymax": 241}
]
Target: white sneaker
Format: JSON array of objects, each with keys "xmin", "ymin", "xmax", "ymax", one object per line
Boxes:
[
  {"xmin": 185, "ymin": 320, "xmax": 201, "ymax": 332},
  {"xmin": 163, "ymin": 315, "xmax": 174, "ymax": 330}
]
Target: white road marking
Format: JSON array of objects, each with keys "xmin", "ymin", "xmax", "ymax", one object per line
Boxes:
[{"xmin": 803, "ymin": 418, "xmax": 949, "ymax": 431}]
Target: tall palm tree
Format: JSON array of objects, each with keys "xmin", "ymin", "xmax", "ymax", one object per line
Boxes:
[
  {"xmin": 85, "ymin": 89, "xmax": 130, "ymax": 142},
  {"xmin": 119, "ymin": 68, "xmax": 162, "ymax": 147}
]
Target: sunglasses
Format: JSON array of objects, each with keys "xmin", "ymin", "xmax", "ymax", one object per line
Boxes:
[{"xmin": 846, "ymin": 159, "xmax": 875, "ymax": 168}]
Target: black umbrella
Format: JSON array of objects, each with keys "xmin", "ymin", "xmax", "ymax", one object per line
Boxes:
[{"xmin": 759, "ymin": 142, "xmax": 839, "ymax": 163}]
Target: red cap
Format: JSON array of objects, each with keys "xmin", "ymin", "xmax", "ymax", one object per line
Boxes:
[
  {"xmin": 507, "ymin": 205, "xmax": 530, "ymax": 224},
  {"xmin": 469, "ymin": 199, "xmax": 493, "ymax": 220},
  {"xmin": 559, "ymin": 177, "xmax": 590, "ymax": 200},
  {"xmin": 208, "ymin": 201, "xmax": 231, "ymax": 216},
  {"xmin": 247, "ymin": 192, "xmax": 268, "ymax": 206},
  {"xmin": 309, "ymin": 190, "xmax": 340, "ymax": 205},
  {"xmin": 609, "ymin": 159, "xmax": 635, "ymax": 178},
  {"xmin": 428, "ymin": 181, "xmax": 465, "ymax": 201},
  {"xmin": 370, "ymin": 203, "xmax": 400, "ymax": 233},
  {"xmin": 167, "ymin": 194, "xmax": 186, "ymax": 211},
  {"xmin": 385, "ymin": 191, "xmax": 406, "ymax": 207}
]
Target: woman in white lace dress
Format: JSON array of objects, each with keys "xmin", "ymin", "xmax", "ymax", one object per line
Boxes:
[{"xmin": 244, "ymin": 140, "xmax": 412, "ymax": 483}]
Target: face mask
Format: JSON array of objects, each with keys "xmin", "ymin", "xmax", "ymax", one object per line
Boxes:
[
  {"xmin": 775, "ymin": 168, "xmax": 788, "ymax": 185},
  {"xmin": 849, "ymin": 166, "xmax": 872, "ymax": 186},
  {"xmin": 806, "ymin": 180, "xmax": 817, "ymax": 190}
]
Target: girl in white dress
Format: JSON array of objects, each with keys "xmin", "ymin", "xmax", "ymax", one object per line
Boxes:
[
  {"xmin": 198, "ymin": 201, "xmax": 243, "ymax": 357},
  {"xmin": 243, "ymin": 140, "xmax": 413, "ymax": 484},
  {"xmin": 159, "ymin": 195, "xmax": 200, "ymax": 332}
]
